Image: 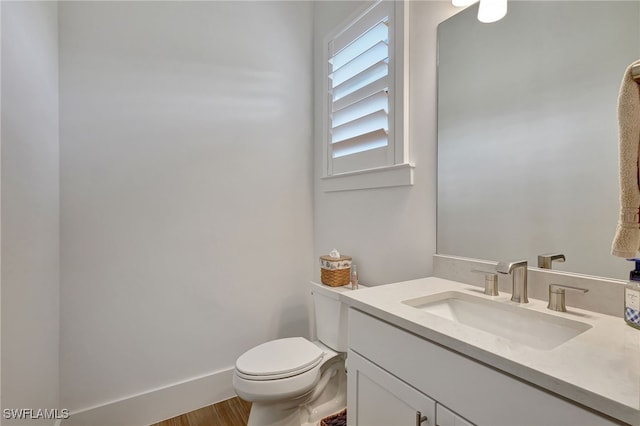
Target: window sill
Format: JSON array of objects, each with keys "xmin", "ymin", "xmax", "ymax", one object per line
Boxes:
[{"xmin": 321, "ymin": 163, "xmax": 414, "ymax": 192}]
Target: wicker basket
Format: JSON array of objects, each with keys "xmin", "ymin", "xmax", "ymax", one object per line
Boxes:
[{"xmin": 320, "ymin": 255, "xmax": 352, "ymax": 287}]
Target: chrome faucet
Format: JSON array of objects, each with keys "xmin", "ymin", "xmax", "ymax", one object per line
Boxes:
[
  {"xmin": 537, "ymin": 253, "xmax": 565, "ymax": 269},
  {"xmin": 496, "ymin": 260, "xmax": 529, "ymax": 303}
]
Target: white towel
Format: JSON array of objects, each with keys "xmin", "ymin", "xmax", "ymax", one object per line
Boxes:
[{"xmin": 612, "ymin": 60, "xmax": 640, "ymax": 258}]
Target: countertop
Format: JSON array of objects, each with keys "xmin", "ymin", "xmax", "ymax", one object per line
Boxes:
[{"xmin": 338, "ymin": 277, "xmax": 640, "ymax": 425}]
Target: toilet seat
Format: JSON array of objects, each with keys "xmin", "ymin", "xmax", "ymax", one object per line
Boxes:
[
  {"xmin": 235, "ymin": 337, "xmax": 324, "ymax": 381},
  {"xmin": 233, "ymin": 339, "xmax": 343, "ymax": 404}
]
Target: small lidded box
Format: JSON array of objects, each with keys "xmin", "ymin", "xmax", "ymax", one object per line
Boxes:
[{"xmin": 320, "ymin": 251, "xmax": 352, "ymax": 287}]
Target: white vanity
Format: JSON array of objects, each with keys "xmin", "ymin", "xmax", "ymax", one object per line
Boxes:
[{"xmin": 340, "ymin": 277, "xmax": 640, "ymax": 426}]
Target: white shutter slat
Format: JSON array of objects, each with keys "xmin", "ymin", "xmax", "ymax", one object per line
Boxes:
[
  {"xmin": 332, "ymin": 145, "xmax": 388, "ymax": 174},
  {"xmin": 333, "ymin": 76, "xmax": 388, "ymax": 112},
  {"xmin": 331, "ymin": 109, "xmax": 388, "ymax": 144},
  {"xmin": 332, "ymin": 90, "xmax": 388, "ymax": 128},
  {"xmin": 331, "ymin": 20, "xmax": 388, "ymax": 70},
  {"xmin": 332, "ymin": 1, "xmax": 391, "ymax": 54},
  {"xmin": 331, "ymin": 40, "xmax": 388, "ymax": 88},
  {"xmin": 332, "ymin": 61, "xmax": 388, "ymax": 102},
  {"xmin": 332, "ymin": 129, "xmax": 388, "ymax": 158}
]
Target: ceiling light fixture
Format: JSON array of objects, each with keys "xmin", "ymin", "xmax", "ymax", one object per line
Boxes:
[
  {"xmin": 477, "ymin": 0, "xmax": 508, "ymax": 23},
  {"xmin": 451, "ymin": 0, "xmax": 507, "ymax": 23}
]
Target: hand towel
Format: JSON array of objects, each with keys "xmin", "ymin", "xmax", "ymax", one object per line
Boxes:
[{"xmin": 612, "ymin": 60, "xmax": 640, "ymax": 258}]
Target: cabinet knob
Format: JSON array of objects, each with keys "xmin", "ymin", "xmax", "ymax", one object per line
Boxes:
[{"xmin": 416, "ymin": 411, "xmax": 428, "ymax": 425}]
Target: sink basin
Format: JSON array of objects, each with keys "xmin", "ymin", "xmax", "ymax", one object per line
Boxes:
[{"xmin": 402, "ymin": 291, "xmax": 592, "ymax": 350}]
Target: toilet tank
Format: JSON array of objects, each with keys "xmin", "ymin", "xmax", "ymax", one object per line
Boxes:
[{"xmin": 310, "ymin": 281, "xmax": 356, "ymax": 352}]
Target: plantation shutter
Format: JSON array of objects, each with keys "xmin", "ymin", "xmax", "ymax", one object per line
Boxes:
[{"xmin": 328, "ymin": 1, "xmax": 393, "ymax": 175}]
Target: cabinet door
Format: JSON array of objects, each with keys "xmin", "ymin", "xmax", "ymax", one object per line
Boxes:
[
  {"xmin": 436, "ymin": 404, "xmax": 475, "ymax": 426},
  {"xmin": 348, "ymin": 350, "xmax": 436, "ymax": 426}
]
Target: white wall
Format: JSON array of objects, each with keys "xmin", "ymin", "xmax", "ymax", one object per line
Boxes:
[
  {"xmin": 1, "ymin": 1, "xmax": 60, "ymax": 424},
  {"xmin": 58, "ymin": 1, "xmax": 313, "ymax": 420},
  {"xmin": 0, "ymin": 1, "xmax": 458, "ymax": 423},
  {"xmin": 313, "ymin": 1, "xmax": 458, "ymax": 286}
]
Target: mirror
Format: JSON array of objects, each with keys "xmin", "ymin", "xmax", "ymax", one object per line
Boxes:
[{"xmin": 437, "ymin": 1, "xmax": 640, "ymax": 280}]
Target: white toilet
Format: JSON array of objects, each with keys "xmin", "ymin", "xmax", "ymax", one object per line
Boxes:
[{"xmin": 233, "ymin": 281, "xmax": 355, "ymax": 426}]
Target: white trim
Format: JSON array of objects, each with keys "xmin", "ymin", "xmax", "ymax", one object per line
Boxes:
[
  {"xmin": 60, "ymin": 367, "xmax": 235, "ymax": 426},
  {"xmin": 321, "ymin": 162, "xmax": 414, "ymax": 192},
  {"xmin": 394, "ymin": 0, "xmax": 410, "ymax": 165}
]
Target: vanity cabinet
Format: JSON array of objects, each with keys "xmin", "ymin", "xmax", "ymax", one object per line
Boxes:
[
  {"xmin": 348, "ymin": 349, "xmax": 473, "ymax": 426},
  {"xmin": 348, "ymin": 350, "xmax": 436, "ymax": 425},
  {"xmin": 347, "ymin": 308, "xmax": 620, "ymax": 426}
]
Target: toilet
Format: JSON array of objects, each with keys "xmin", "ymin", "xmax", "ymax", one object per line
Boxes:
[{"xmin": 233, "ymin": 281, "xmax": 356, "ymax": 426}]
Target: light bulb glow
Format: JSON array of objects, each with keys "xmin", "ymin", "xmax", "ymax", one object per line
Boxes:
[
  {"xmin": 452, "ymin": 0, "xmax": 478, "ymax": 7},
  {"xmin": 478, "ymin": 0, "xmax": 507, "ymax": 23}
]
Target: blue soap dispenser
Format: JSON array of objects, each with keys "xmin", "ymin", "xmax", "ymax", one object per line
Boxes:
[{"xmin": 625, "ymin": 259, "xmax": 640, "ymax": 329}]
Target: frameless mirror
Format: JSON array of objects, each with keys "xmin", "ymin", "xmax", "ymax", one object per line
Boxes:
[{"xmin": 437, "ymin": 1, "xmax": 640, "ymax": 280}]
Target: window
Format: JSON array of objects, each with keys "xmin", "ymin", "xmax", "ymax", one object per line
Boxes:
[{"xmin": 322, "ymin": 1, "xmax": 412, "ymax": 192}]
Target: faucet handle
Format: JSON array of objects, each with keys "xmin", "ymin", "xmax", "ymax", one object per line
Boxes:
[
  {"xmin": 538, "ymin": 253, "xmax": 566, "ymax": 269},
  {"xmin": 547, "ymin": 283, "xmax": 588, "ymax": 312},
  {"xmin": 471, "ymin": 270, "xmax": 499, "ymax": 296}
]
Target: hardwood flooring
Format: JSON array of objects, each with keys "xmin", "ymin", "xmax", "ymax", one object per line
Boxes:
[{"xmin": 151, "ymin": 397, "xmax": 251, "ymax": 426}]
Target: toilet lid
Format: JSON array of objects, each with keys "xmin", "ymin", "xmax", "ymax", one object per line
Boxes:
[{"xmin": 235, "ymin": 337, "xmax": 323, "ymax": 380}]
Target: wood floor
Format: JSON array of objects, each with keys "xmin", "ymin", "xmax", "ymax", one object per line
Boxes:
[{"xmin": 151, "ymin": 397, "xmax": 251, "ymax": 426}]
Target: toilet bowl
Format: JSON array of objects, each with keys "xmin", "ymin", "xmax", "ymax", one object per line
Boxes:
[
  {"xmin": 232, "ymin": 281, "xmax": 356, "ymax": 426},
  {"xmin": 233, "ymin": 338, "xmax": 346, "ymax": 426}
]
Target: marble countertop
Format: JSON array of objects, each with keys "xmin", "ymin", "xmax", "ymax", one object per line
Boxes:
[{"xmin": 338, "ymin": 277, "xmax": 640, "ymax": 425}]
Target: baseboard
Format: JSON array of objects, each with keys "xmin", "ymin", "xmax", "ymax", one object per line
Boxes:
[{"xmin": 60, "ymin": 367, "xmax": 236, "ymax": 426}]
